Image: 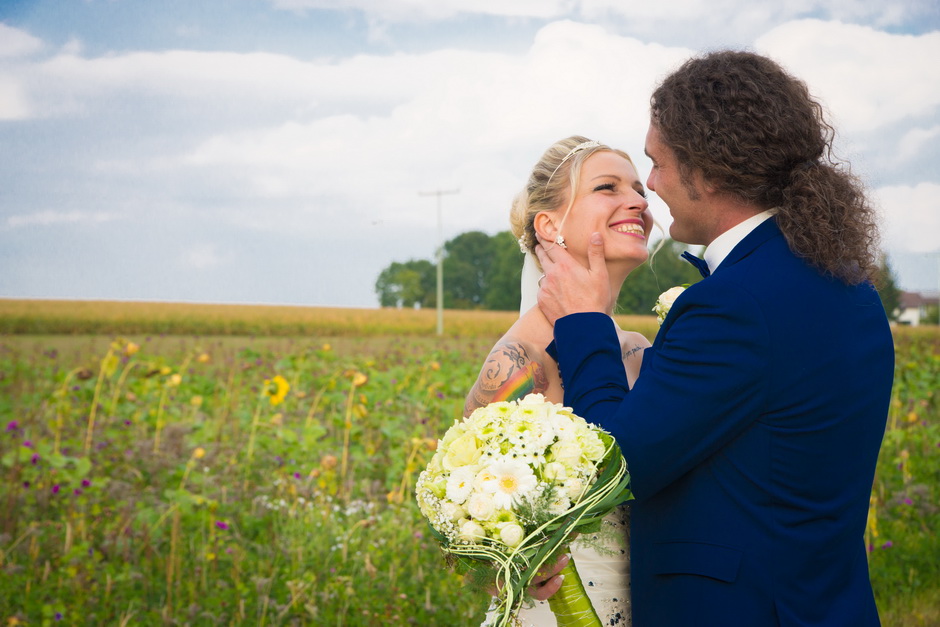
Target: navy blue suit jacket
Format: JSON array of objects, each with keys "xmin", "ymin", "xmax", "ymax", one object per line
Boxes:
[{"xmin": 550, "ymin": 219, "xmax": 893, "ymax": 626}]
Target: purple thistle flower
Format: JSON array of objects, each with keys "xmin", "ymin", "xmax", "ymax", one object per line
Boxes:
[
  {"xmin": 82, "ymin": 479, "xmax": 91, "ymax": 488},
  {"xmin": 881, "ymin": 541, "xmax": 893, "ymax": 549},
  {"xmin": 903, "ymin": 498, "xmax": 913, "ymax": 505},
  {"xmin": 5, "ymin": 420, "xmax": 17, "ymax": 432},
  {"xmin": 215, "ymin": 521, "xmax": 229, "ymax": 531},
  {"xmin": 22, "ymin": 440, "xmax": 33, "ymax": 448},
  {"xmin": 31, "ymin": 453, "xmax": 40, "ymax": 465},
  {"xmin": 55, "ymin": 612, "xmax": 63, "ymax": 621},
  {"xmin": 74, "ymin": 489, "xmax": 83, "ymax": 496},
  {"xmin": 23, "ymin": 481, "xmax": 30, "ymax": 489},
  {"xmin": 293, "ymin": 472, "xmax": 302, "ymax": 479},
  {"xmin": 52, "ymin": 484, "xmax": 60, "ymax": 494}
]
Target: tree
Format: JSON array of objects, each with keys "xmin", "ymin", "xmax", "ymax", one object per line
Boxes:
[
  {"xmin": 874, "ymin": 255, "xmax": 902, "ymax": 322},
  {"xmin": 442, "ymin": 231, "xmax": 496, "ymax": 309},
  {"xmin": 616, "ymin": 239, "xmax": 704, "ymax": 314},
  {"xmin": 374, "ymin": 259, "xmax": 435, "ymax": 308},
  {"xmin": 484, "ymin": 231, "xmax": 523, "ymax": 311}
]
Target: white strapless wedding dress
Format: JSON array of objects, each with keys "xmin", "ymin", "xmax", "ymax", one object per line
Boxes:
[{"xmin": 483, "ymin": 505, "xmax": 631, "ymax": 626}]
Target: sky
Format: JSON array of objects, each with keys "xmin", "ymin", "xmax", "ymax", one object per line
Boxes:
[{"xmin": 1, "ymin": 0, "xmax": 939, "ymax": 308}]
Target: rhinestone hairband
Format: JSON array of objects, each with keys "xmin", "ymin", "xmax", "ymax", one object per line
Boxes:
[
  {"xmin": 545, "ymin": 139, "xmax": 603, "ymax": 188},
  {"xmin": 517, "ymin": 140, "xmax": 600, "ymax": 253}
]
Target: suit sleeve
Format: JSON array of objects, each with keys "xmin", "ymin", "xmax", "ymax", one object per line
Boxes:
[{"xmin": 553, "ymin": 282, "xmax": 770, "ymax": 499}]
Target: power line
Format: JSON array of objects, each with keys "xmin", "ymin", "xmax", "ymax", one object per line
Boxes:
[{"xmin": 419, "ymin": 188, "xmax": 460, "ymax": 335}]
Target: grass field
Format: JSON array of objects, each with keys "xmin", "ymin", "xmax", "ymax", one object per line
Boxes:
[{"xmin": 0, "ymin": 300, "xmax": 937, "ymax": 625}]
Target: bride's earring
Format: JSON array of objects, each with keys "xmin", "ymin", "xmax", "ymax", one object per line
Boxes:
[{"xmin": 555, "ymin": 234, "xmax": 567, "ymax": 249}]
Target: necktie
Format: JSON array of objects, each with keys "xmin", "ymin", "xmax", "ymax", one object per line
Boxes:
[{"xmin": 681, "ymin": 251, "xmax": 711, "ymax": 278}]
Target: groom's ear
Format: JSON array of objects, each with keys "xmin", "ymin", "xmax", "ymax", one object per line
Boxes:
[{"xmin": 533, "ymin": 211, "xmax": 558, "ymax": 242}]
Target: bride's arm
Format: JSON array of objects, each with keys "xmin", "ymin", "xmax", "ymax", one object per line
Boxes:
[{"xmin": 464, "ymin": 340, "xmax": 550, "ymax": 417}]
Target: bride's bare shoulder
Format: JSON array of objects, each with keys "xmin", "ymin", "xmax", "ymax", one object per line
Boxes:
[{"xmin": 463, "ymin": 334, "xmax": 553, "ymax": 417}]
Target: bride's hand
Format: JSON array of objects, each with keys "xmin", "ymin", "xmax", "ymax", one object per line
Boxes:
[
  {"xmin": 526, "ymin": 552, "xmax": 570, "ymax": 601},
  {"xmin": 483, "ymin": 552, "xmax": 570, "ymax": 600}
]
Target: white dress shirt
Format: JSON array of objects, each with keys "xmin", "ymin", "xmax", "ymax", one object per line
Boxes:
[{"xmin": 703, "ymin": 209, "xmax": 777, "ymax": 274}]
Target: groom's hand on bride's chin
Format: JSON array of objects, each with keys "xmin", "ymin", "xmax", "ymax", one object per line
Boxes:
[{"xmin": 527, "ymin": 552, "xmax": 570, "ymax": 601}]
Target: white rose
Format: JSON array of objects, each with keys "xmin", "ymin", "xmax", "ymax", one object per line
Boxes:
[
  {"xmin": 564, "ymin": 477, "xmax": 585, "ymax": 500},
  {"xmin": 466, "ymin": 492, "xmax": 497, "ymax": 521},
  {"xmin": 442, "ymin": 432, "xmax": 482, "ymax": 470},
  {"xmin": 653, "ymin": 285, "xmax": 686, "ymax": 325},
  {"xmin": 550, "ymin": 440, "xmax": 583, "ymax": 466},
  {"xmin": 578, "ymin": 432, "xmax": 607, "ymax": 462},
  {"xmin": 499, "ymin": 523, "xmax": 525, "ymax": 548},
  {"xmin": 459, "ymin": 520, "xmax": 487, "ymax": 542},
  {"xmin": 441, "ymin": 501, "xmax": 466, "ymax": 521},
  {"xmin": 542, "ymin": 461, "xmax": 568, "ymax": 482}
]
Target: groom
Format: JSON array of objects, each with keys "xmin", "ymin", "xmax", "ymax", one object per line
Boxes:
[{"xmin": 533, "ymin": 51, "xmax": 894, "ymax": 625}]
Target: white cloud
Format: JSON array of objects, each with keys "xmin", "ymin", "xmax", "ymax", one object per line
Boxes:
[
  {"xmin": 266, "ymin": 0, "xmax": 571, "ymax": 20},
  {"xmin": 177, "ymin": 22, "xmax": 688, "ymax": 237},
  {"xmin": 756, "ymin": 20, "xmax": 940, "ymax": 135},
  {"xmin": 897, "ymin": 125, "xmax": 940, "ymax": 162},
  {"xmin": 179, "ymin": 244, "xmax": 229, "ymax": 270},
  {"xmin": 875, "ymin": 182, "xmax": 940, "ymax": 254},
  {"xmin": 0, "ymin": 24, "xmax": 43, "ymax": 58},
  {"xmin": 4, "ymin": 210, "xmax": 119, "ymax": 229}
]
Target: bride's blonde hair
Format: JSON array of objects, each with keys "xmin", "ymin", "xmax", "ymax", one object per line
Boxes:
[{"xmin": 510, "ymin": 136, "xmax": 637, "ymax": 254}]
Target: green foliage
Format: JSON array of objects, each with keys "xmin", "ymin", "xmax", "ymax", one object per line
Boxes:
[
  {"xmin": 0, "ymin": 322, "xmax": 936, "ymax": 626},
  {"xmin": 876, "ymin": 256, "xmax": 903, "ymax": 322},
  {"xmin": 484, "ymin": 231, "xmax": 523, "ymax": 312},
  {"xmin": 376, "ymin": 231, "xmax": 705, "ymax": 314},
  {"xmin": 867, "ymin": 333, "xmax": 940, "ymax": 625},
  {"xmin": 374, "ymin": 259, "xmax": 436, "ymax": 308},
  {"xmin": 616, "ymin": 239, "xmax": 704, "ymax": 314}
]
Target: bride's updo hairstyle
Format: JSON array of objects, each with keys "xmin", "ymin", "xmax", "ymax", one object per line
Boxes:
[{"xmin": 510, "ymin": 135, "xmax": 635, "ymax": 254}]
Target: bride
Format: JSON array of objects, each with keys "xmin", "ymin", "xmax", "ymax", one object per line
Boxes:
[{"xmin": 465, "ymin": 136, "xmax": 653, "ymax": 626}]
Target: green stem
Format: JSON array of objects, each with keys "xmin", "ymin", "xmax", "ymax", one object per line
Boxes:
[{"xmin": 548, "ymin": 557, "xmax": 602, "ymax": 627}]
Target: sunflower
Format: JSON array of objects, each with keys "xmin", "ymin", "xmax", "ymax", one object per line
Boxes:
[{"xmin": 263, "ymin": 375, "xmax": 290, "ymax": 406}]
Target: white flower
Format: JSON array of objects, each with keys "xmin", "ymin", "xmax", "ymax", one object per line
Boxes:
[
  {"xmin": 480, "ymin": 458, "xmax": 538, "ymax": 509},
  {"xmin": 445, "ymin": 466, "xmax": 477, "ymax": 504},
  {"xmin": 441, "ymin": 501, "xmax": 467, "ymax": 522},
  {"xmin": 549, "ymin": 412, "xmax": 578, "ymax": 441},
  {"xmin": 466, "ymin": 492, "xmax": 497, "ymax": 521},
  {"xmin": 550, "ymin": 439, "xmax": 584, "ymax": 467},
  {"xmin": 578, "ymin": 431, "xmax": 607, "ymax": 462},
  {"xmin": 542, "ymin": 461, "xmax": 568, "ymax": 482},
  {"xmin": 564, "ymin": 477, "xmax": 586, "ymax": 500},
  {"xmin": 441, "ymin": 431, "xmax": 482, "ymax": 470},
  {"xmin": 499, "ymin": 523, "xmax": 525, "ymax": 548},
  {"xmin": 653, "ymin": 285, "xmax": 686, "ymax": 325},
  {"xmin": 459, "ymin": 520, "xmax": 487, "ymax": 543}
]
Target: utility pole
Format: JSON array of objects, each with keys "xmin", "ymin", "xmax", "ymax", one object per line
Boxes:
[{"xmin": 419, "ymin": 188, "xmax": 459, "ymax": 335}]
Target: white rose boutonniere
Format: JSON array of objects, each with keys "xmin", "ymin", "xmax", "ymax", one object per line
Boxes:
[{"xmin": 653, "ymin": 285, "xmax": 687, "ymax": 325}]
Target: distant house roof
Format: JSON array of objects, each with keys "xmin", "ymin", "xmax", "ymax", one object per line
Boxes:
[{"xmin": 899, "ymin": 291, "xmax": 940, "ymax": 308}]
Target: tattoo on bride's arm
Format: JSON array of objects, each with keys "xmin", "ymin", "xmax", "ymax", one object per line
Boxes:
[
  {"xmin": 622, "ymin": 344, "xmax": 644, "ymax": 361},
  {"xmin": 464, "ymin": 341, "xmax": 549, "ymax": 416}
]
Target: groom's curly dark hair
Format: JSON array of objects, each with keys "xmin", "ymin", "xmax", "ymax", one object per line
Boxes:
[{"xmin": 650, "ymin": 50, "xmax": 880, "ymax": 285}]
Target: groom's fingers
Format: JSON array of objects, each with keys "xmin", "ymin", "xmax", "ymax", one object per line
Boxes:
[{"xmin": 587, "ymin": 232, "xmax": 606, "ymax": 275}]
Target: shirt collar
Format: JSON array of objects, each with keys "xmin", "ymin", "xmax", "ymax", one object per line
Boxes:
[{"xmin": 703, "ymin": 209, "xmax": 777, "ymax": 274}]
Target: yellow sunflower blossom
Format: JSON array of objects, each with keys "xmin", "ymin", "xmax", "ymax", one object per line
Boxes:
[{"xmin": 264, "ymin": 375, "xmax": 290, "ymax": 406}]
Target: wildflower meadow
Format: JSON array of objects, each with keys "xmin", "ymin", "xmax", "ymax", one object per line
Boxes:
[{"xmin": 0, "ymin": 302, "xmax": 937, "ymax": 625}]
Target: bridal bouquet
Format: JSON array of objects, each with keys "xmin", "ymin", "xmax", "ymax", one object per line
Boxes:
[{"xmin": 415, "ymin": 393, "xmax": 632, "ymax": 627}]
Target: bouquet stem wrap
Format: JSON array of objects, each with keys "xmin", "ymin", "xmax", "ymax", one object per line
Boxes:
[{"xmin": 548, "ymin": 555, "xmax": 602, "ymax": 626}]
